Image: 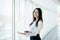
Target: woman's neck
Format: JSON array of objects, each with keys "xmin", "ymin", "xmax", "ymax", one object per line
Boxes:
[{"xmin": 36, "ymin": 18, "xmax": 38, "ymax": 21}]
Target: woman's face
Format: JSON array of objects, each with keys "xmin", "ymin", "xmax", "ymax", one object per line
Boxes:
[{"xmin": 34, "ymin": 9, "xmax": 39, "ymax": 18}]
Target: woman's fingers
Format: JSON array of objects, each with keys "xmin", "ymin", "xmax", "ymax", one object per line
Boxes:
[
  {"xmin": 18, "ymin": 31, "xmax": 26, "ymax": 35},
  {"xmin": 18, "ymin": 32, "xmax": 21, "ymax": 34}
]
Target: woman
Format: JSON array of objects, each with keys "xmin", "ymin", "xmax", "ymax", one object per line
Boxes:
[{"xmin": 18, "ymin": 8, "xmax": 43, "ymax": 40}]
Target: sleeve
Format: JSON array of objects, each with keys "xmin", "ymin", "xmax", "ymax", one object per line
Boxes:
[{"xmin": 32, "ymin": 21, "xmax": 43, "ymax": 36}]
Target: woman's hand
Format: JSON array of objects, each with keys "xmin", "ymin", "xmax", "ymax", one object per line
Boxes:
[
  {"xmin": 18, "ymin": 32, "xmax": 26, "ymax": 35},
  {"xmin": 18, "ymin": 31, "xmax": 32, "ymax": 35}
]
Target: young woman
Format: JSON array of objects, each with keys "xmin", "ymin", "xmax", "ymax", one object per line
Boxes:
[{"xmin": 18, "ymin": 8, "xmax": 43, "ymax": 40}]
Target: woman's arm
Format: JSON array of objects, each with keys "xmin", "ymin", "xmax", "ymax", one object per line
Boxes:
[
  {"xmin": 18, "ymin": 31, "xmax": 32, "ymax": 35},
  {"xmin": 18, "ymin": 21, "xmax": 43, "ymax": 36}
]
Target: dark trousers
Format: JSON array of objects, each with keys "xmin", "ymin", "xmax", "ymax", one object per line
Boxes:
[{"xmin": 30, "ymin": 34, "xmax": 41, "ymax": 40}]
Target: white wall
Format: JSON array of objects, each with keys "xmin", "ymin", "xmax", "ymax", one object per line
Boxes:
[
  {"xmin": 0, "ymin": 0, "xmax": 12, "ymax": 40},
  {"xmin": 57, "ymin": 5, "xmax": 60, "ymax": 40},
  {"xmin": 40, "ymin": 0, "xmax": 57, "ymax": 39}
]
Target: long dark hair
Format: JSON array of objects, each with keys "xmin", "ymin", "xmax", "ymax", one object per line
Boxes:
[{"xmin": 29, "ymin": 8, "xmax": 43, "ymax": 27}]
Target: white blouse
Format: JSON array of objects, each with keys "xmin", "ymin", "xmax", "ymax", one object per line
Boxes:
[{"xmin": 25, "ymin": 20, "xmax": 43, "ymax": 37}]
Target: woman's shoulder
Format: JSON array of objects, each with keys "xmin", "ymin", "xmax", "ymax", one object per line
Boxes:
[{"xmin": 38, "ymin": 20, "xmax": 43, "ymax": 24}]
